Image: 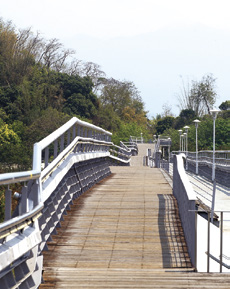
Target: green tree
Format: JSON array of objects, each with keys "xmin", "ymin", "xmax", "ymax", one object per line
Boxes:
[
  {"xmin": 99, "ymin": 78, "xmax": 146, "ymax": 119},
  {"xmin": 0, "ymin": 120, "xmax": 28, "ymax": 170},
  {"xmin": 162, "ymin": 113, "xmax": 230, "ymax": 152},
  {"xmin": 219, "ymin": 100, "xmax": 230, "ymax": 111},
  {"xmin": 174, "ymin": 109, "xmax": 196, "ymax": 129},
  {"xmin": 25, "ymin": 107, "xmax": 70, "ymax": 147},
  {"xmin": 178, "ymin": 74, "xmax": 217, "ymax": 117},
  {"xmin": 156, "ymin": 116, "xmax": 175, "ymax": 135}
]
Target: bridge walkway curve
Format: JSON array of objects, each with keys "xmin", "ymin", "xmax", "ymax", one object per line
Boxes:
[{"xmin": 40, "ymin": 144, "xmax": 230, "ymax": 288}]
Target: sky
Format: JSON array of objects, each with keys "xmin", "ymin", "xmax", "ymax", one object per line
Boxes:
[{"xmin": 1, "ymin": 0, "xmax": 230, "ymax": 118}]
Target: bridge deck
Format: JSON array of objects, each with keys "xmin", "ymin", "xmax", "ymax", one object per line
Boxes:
[
  {"xmin": 40, "ymin": 151, "xmax": 230, "ymax": 288},
  {"xmin": 40, "ymin": 165, "xmax": 195, "ymax": 288}
]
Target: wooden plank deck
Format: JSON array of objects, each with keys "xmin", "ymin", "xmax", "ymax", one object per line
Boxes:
[{"xmin": 40, "ymin": 161, "xmax": 230, "ymax": 288}]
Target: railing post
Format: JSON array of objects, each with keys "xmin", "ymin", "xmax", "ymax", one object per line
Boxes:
[
  {"xmin": 220, "ymin": 211, "xmax": 223, "ymax": 273},
  {"xmin": 21, "ymin": 185, "xmax": 28, "ymax": 215},
  {"xmin": 72, "ymin": 124, "xmax": 76, "ymax": 140},
  {"xmin": 5, "ymin": 187, "xmax": 12, "ymax": 221},
  {"xmin": 77, "ymin": 125, "xmax": 81, "ymax": 136},
  {"xmin": 195, "ymin": 210, "xmax": 197, "ymax": 272},
  {"xmin": 45, "ymin": 147, "xmax": 49, "ymax": 167},
  {"xmin": 54, "ymin": 139, "xmax": 58, "ymax": 159},
  {"xmin": 67, "ymin": 129, "xmax": 71, "ymax": 145},
  {"xmin": 60, "ymin": 134, "xmax": 65, "ymax": 152},
  {"xmin": 211, "ymin": 180, "xmax": 216, "ymax": 223},
  {"xmin": 207, "ymin": 211, "xmax": 210, "ymax": 273}
]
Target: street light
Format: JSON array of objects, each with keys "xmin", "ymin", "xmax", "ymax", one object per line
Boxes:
[
  {"xmin": 181, "ymin": 134, "xmax": 184, "ymax": 152},
  {"xmin": 210, "ymin": 109, "xmax": 220, "ymax": 222},
  {"xmin": 210, "ymin": 109, "xmax": 220, "ymax": 181},
  {"xmin": 183, "ymin": 133, "xmax": 187, "ymax": 152},
  {"xmin": 184, "ymin": 126, "xmax": 190, "ymax": 170},
  {"xmin": 168, "ymin": 137, "xmax": 171, "ymax": 162},
  {"xmin": 193, "ymin": 119, "xmax": 201, "ymax": 174},
  {"xmin": 178, "ymin": 129, "xmax": 183, "ymax": 152}
]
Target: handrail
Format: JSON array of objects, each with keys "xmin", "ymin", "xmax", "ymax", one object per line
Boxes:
[
  {"xmin": 0, "ymin": 170, "xmax": 40, "ymax": 185},
  {"xmin": 0, "ymin": 203, "xmax": 44, "ymax": 239},
  {"xmin": 40, "ymin": 137, "xmax": 112, "ymax": 182},
  {"xmin": 205, "ymin": 252, "xmax": 230, "ymax": 269},
  {"xmin": 109, "ymin": 143, "xmax": 132, "ymax": 163},
  {"xmin": 190, "ymin": 209, "xmax": 230, "ymax": 272},
  {"xmin": 37, "ymin": 117, "xmax": 112, "ymax": 152},
  {"xmin": 171, "ymin": 150, "xmax": 230, "ymax": 169},
  {"xmin": 172, "ymin": 150, "xmax": 230, "ymax": 155},
  {"xmin": 0, "ymin": 117, "xmax": 113, "ymax": 233},
  {"xmin": 0, "ymin": 117, "xmax": 133, "ymax": 287},
  {"xmin": 0, "ymin": 117, "xmax": 112, "ymax": 186}
]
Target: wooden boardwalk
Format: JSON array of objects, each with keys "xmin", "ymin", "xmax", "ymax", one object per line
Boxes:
[{"xmin": 40, "ymin": 149, "xmax": 230, "ymax": 288}]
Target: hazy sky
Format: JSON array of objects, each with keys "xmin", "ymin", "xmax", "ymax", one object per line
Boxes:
[{"xmin": 1, "ymin": 0, "xmax": 230, "ymax": 117}]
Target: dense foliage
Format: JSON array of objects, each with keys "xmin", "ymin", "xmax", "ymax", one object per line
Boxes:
[
  {"xmin": 158, "ymin": 109, "xmax": 230, "ymax": 152},
  {"xmin": 0, "ymin": 19, "xmax": 149, "ymax": 172}
]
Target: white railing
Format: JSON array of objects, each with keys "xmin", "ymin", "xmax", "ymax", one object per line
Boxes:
[
  {"xmin": 121, "ymin": 141, "xmax": 138, "ymax": 155},
  {"xmin": 187, "ymin": 151, "xmax": 230, "ymax": 168},
  {"xmin": 0, "ymin": 117, "xmax": 133, "ymax": 289},
  {"xmin": 173, "ymin": 154, "xmax": 197, "ymax": 267},
  {"xmin": 130, "ymin": 136, "xmax": 144, "ymax": 143}
]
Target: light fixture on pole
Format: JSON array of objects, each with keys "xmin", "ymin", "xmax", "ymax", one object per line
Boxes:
[
  {"xmin": 184, "ymin": 126, "xmax": 190, "ymax": 154},
  {"xmin": 210, "ymin": 109, "xmax": 220, "ymax": 223},
  {"xmin": 181, "ymin": 134, "xmax": 184, "ymax": 152},
  {"xmin": 193, "ymin": 119, "xmax": 201, "ymax": 175},
  {"xmin": 168, "ymin": 137, "xmax": 171, "ymax": 162},
  {"xmin": 183, "ymin": 133, "xmax": 187, "ymax": 152},
  {"xmin": 178, "ymin": 130, "xmax": 182, "ymax": 152},
  {"xmin": 184, "ymin": 126, "xmax": 190, "ymax": 170},
  {"xmin": 210, "ymin": 109, "xmax": 220, "ymax": 181}
]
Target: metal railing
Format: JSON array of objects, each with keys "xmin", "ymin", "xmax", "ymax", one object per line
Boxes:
[
  {"xmin": 121, "ymin": 141, "xmax": 138, "ymax": 155},
  {"xmin": 173, "ymin": 154, "xmax": 197, "ymax": 267},
  {"xmin": 0, "ymin": 117, "xmax": 132, "ymax": 289},
  {"xmin": 172, "ymin": 150, "xmax": 230, "ymax": 168},
  {"xmin": 129, "ymin": 136, "xmax": 154, "ymax": 144},
  {"xmin": 130, "ymin": 136, "xmax": 144, "ymax": 143},
  {"xmin": 173, "ymin": 153, "xmax": 230, "ymax": 272},
  {"xmin": 171, "ymin": 150, "xmax": 230, "ymax": 188},
  {"xmin": 187, "ymin": 150, "xmax": 230, "ymax": 169},
  {"xmin": 194, "ymin": 209, "xmax": 230, "ymax": 273},
  {"xmin": 109, "ymin": 143, "xmax": 132, "ymax": 163}
]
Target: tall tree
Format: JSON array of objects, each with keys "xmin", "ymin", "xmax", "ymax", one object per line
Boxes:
[
  {"xmin": 99, "ymin": 78, "xmax": 145, "ymax": 118},
  {"xmin": 219, "ymin": 100, "xmax": 230, "ymax": 111},
  {"xmin": 178, "ymin": 74, "xmax": 217, "ymax": 117}
]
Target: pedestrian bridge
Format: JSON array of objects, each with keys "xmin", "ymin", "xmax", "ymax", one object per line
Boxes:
[{"xmin": 0, "ymin": 118, "xmax": 230, "ymax": 288}]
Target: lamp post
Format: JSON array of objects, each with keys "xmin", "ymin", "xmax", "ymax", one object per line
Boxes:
[
  {"xmin": 184, "ymin": 126, "xmax": 190, "ymax": 170},
  {"xmin": 181, "ymin": 134, "xmax": 184, "ymax": 152},
  {"xmin": 178, "ymin": 130, "xmax": 182, "ymax": 152},
  {"xmin": 183, "ymin": 133, "xmax": 187, "ymax": 152},
  {"xmin": 184, "ymin": 126, "xmax": 190, "ymax": 154},
  {"xmin": 210, "ymin": 109, "xmax": 220, "ymax": 223},
  {"xmin": 210, "ymin": 109, "xmax": 220, "ymax": 181},
  {"xmin": 193, "ymin": 120, "xmax": 201, "ymax": 175},
  {"xmin": 168, "ymin": 137, "xmax": 171, "ymax": 162}
]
